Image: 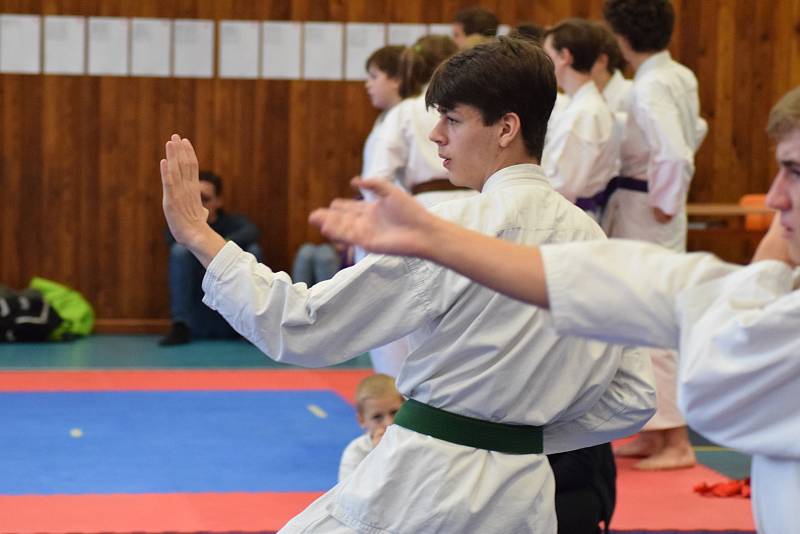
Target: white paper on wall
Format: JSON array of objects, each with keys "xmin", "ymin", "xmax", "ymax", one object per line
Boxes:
[
  {"xmin": 387, "ymin": 23, "xmax": 427, "ymax": 46},
  {"xmin": 345, "ymin": 23, "xmax": 385, "ymax": 81},
  {"xmin": 0, "ymin": 14, "xmax": 41, "ymax": 74},
  {"xmin": 261, "ymin": 21, "xmax": 301, "ymax": 79},
  {"xmin": 219, "ymin": 20, "xmax": 259, "ymax": 79},
  {"xmin": 131, "ymin": 18, "xmax": 171, "ymax": 77},
  {"xmin": 174, "ymin": 19, "xmax": 214, "ymax": 78},
  {"xmin": 44, "ymin": 16, "xmax": 85, "ymax": 75},
  {"xmin": 88, "ymin": 17, "xmax": 129, "ymax": 76},
  {"xmin": 303, "ymin": 22, "xmax": 343, "ymax": 80},
  {"xmin": 498, "ymin": 24, "xmax": 511, "ymax": 36},
  {"xmin": 427, "ymin": 23, "xmax": 452, "ymax": 37}
]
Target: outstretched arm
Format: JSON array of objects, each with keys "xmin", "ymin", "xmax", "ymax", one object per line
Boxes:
[
  {"xmin": 160, "ymin": 134, "xmax": 226, "ymax": 267},
  {"xmin": 309, "ymin": 178, "xmax": 550, "ymax": 307}
]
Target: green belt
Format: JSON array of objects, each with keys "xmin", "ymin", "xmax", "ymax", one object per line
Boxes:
[{"xmin": 394, "ymin": 398, "xmax": 543, "ymax": 455}]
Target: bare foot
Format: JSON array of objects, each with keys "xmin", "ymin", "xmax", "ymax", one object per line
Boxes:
[
  {"xmin": 633, "ymin": 445, "xmax": 697, "ymax": 471},
  {"xmin": 615, "ymin": 432, "xmax": 664, "ymax": 458}
]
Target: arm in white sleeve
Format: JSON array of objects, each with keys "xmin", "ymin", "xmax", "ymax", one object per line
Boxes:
[
  {"xmin": 637, "ymin": 86, "xmax": 696, "ymax": 215},
  {"xmin": 201, "ymin": 241, "xmax": 435, "ymax": 367},
  {"xmin": 678, "ymin": 261, "xmax": 800, "ymax": 458},
  {"xmin": 544, "ymin": 345, "xmax": 657, "ymax": 453},
  {"xmin": 541, "ymin": 239, "xmax": 738, "ymax": 349}
]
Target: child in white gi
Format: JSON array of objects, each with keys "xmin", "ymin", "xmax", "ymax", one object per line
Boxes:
[
  {"xmin": 601, "ymin": 0, "xmax": 707, "ymax": 470},
  {"xmin": 541, "ymin": 18, "xmax": 620, "ymax": 218},
  {"xmin": 338, "ymin": 374, "xmax": 404, "ymax": 482},
  {"xmin": 308, "ymin": 85, "xmax": 800, "ymax": 534},
  {"xmin": 161, "ymin": 38, "xmax": 656, "ymax": 533}
]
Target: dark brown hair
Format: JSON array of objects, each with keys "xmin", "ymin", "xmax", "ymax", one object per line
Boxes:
[
  {"xmin": 453, "ymin": 7, "xmax": 499, "ymax": 37},
  {"xmin": 365, "ymin": 45, "xmax": 404, "ymax": 79},
  {"xmin": 544, "ymin": 18, "xmax": 602, "ymax": 73},
  {"xmin": 426, "ymin": 37, "xmax": 556, "ymax": 159},
  {"xmin": 603, "ymin": 0, "xmax": 674, "ymax": 52},
  {"xmin": 593, "ymin": 21, "xmax": 626, "ymax": 73},
  {"xmin": 399, "ymin": 35, "xmax": 458, "ymax": 98}
]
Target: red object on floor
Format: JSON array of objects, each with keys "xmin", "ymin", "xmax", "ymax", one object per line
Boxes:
[{"xmin": 694, "ymin": 477, "xmax": 751, "ymax": 498}]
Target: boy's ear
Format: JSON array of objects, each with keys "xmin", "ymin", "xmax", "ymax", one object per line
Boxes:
[
  {"xmin": 356, "ymin": 411, "xmax": 366, "ymax": 428},
  {"xmin": 498, "ymin": 112, "xmax": 522, "ymax": 149}
]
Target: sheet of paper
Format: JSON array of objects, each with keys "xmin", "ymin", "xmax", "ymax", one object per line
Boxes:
[
  {"xmin": 428, "ymin": 23, "xmax": 452, "ymax": 37},
  {"xmin": 219, "ymin": 20, "xmax": 259, "ymax": 79},
  {"xmin": 44, "ymin": 15, "xmax": 85, "ymax": 75},
  {"xmin": 387, "ymin": 23, "xmax": 427, "ymax": 46},
  {"xmin": 0, "ymin": 14, "xmax": 41, "ymax": 74},
  {"xmin": 303, "ymin": 22, "xmax": 343, "ymax": 80},
  {"xmin": 261, "ymin": 21, "xmax": 301, "ymax": 79},
  {"xmin": 88, "ymin": 17, "xmax": 129, "ymax": 76},
  {"xmin": 174, "ymin": 19, "xmax": 214, "ymax": 78},
  {"xmin": 498, "ymin": 24, "xmax": 511, "ymax": 36},
  {"xmin": 131, "ymin": 18, "xmax": 171, "ymax": 77},
  {"xmin": 345, "ymin": 23, "xmax": 385, "ymax": 81}
]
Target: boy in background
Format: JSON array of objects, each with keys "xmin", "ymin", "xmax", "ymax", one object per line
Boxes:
[{"xmin": 338, "ymin": 374, "xmax": 404, "ymax": 482}]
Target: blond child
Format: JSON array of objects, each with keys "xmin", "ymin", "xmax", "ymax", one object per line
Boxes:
[{"xmin": 338, "ymin": 374, "xmax": 404, "ymax": 482}]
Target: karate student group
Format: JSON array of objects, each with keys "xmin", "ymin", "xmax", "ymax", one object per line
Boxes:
[{"xmin": 158, "ymin": 0, "xmax": 798, "ymax": 532}]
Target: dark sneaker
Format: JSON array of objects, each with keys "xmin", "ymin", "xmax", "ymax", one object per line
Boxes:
[{"xmin": 159, "ymin": 322, "xmax": 191, "ymax": 346}]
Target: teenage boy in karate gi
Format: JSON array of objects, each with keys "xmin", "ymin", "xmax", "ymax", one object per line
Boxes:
[
  {"xmin": 160, "ymin": 38, "xmax": 655, "ymax": 533},
  {"xmin": 310, "ymin": 85, "xmax": 800, "ymax": 534},
  {"xmin": 541, "ymin": 18, "xmax": 620, "ymax": 218},
  {"xmin": 601, "ymin": 0, "xmax": 708, "ymax": 469}
]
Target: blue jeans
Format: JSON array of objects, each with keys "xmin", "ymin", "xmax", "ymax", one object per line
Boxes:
[
  {"xmin": 291, "ymin": 243, "xmax": 342, "ymax": 286},
  {"xmin": 168, "ymin": 242, "xmax": 263, "ymax": 338}
]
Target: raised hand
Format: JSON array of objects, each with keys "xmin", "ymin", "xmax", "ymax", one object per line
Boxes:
[
  {"xmin": 160, "ymin": 134, "xmax": 226, "ymax": 267},
  {"xmin": 309, "ymin": 178, "xmax": 438, "ymax": 258}
]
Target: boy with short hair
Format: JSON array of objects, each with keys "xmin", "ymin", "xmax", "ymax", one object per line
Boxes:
[
  {"xmin": 541, "ymin": 18, "xmax": 621, "ymax": 215},
  {"xmin": 308, "ymin": 85, "xmax": 800, "ymax": 534},
  {"xmin": 451, "ymin": 7, "xmax": 499, "ymax": 49},
  {"xmin": 338, "ymin": 374, "xmax": 404, "ymax": 482},
  {"xmin": 161, "ymin": 37, "xmax": 655, "ymax": 533},
  {"xmin": 601, "ymin": 0, "xmax": 708, "ymax": 470}
]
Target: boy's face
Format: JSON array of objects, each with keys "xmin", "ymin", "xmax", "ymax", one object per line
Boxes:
[
  {"xmin": 357, "ymin": 394, "xmax": 403, "ymax": 436},
  {"xmin": 365, "ymin": 65, "xmax": 400, "ymax": 110},
  {"xmin": 543, "ymin": 35, "xmax": 568, "ymax": 88},
  {"xmin": 429, "ymin": 103, "xmax": 503, "ymax": 190},
  {"xmin": 766, "ymin": 127, "xmax": 800, "ymax": 263},
  {"xmin": 452, "ymin": 23, "xmax": 467, "ymax": 49},
  {"xmin": 199, "ymin": 180, "xmax": 222, "ymax": 223}
]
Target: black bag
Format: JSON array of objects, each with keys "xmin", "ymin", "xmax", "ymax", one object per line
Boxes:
[{"xmin": 0, "ymin": 285, "xmax": 63, "ymax": 342}]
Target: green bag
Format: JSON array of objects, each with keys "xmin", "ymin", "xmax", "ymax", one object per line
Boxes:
[{"xmin": 28, "ymin": 277, "xmax": 95, "ymax": 340}]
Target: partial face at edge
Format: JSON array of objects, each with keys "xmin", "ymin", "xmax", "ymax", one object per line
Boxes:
[
  {"xmin": 452, "ymin": 23, "xmax": 467, "ymax": 49},
  {"xmin": 765, "ymin": 128, "xmax": 800, "ymax": 264},
  {"xmin": 357, "ymin": 394, "xmax": 403, "ymax": 435}
]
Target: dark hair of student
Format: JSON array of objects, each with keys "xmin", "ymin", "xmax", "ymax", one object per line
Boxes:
[
  {"xmin": 199, "ymin": 170, "xmax": 222, "ymax": 196},
  {"xmin": 453, "ymin": 7, "xmax": 499, "ymax": 37},
  {"xmin": 602, "ymin": 0, "xmax": 674, "ymax": 53},
  {"xmin": 399, "ymin": 35, "xmax": 458, "ymax": 99},
  {"xmin": 365, "ymin": 45, "xmax": 405, "ymax": 79},
  {"xmin": 425, "ymin": 37, "xmax": 556, "ymax": 159},
  {"xmin": 543, "ymin": 18, "xmax": 602, "ymax": 73},
  {"xmin": 593, "ymin": 21, "xmax": 627, "ymax": 73},
  {"xmin": 509, "ymin": 23, "xmax": 545, "ymax": 45}
]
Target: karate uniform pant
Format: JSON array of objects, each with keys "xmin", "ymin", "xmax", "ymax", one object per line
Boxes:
[{"xmin": 643, "ymin": 348, "xmax": 686, "ymax": 430}]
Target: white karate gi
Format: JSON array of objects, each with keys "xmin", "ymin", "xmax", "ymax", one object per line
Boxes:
[
  {"xmin": 542, "ymin": 80, "xmax": 620, "ymax": 204},
  {"xmin": 541, "ymin": 239, "xmax": 800, "ymax": 534},
  {"xmin": 601, "ymin": 50, "xmax": 707, "ymax": 253},
  {"xmin": 202, "ymin": 164, "xmax": 656, "ymax": 533},
  {"xmin": 338, "ymin": 434, "xmax": 373, "ymax": 482},
  {"xmin": 601, "ymin": 69, "xmax": 633, "ymax": 115}
]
